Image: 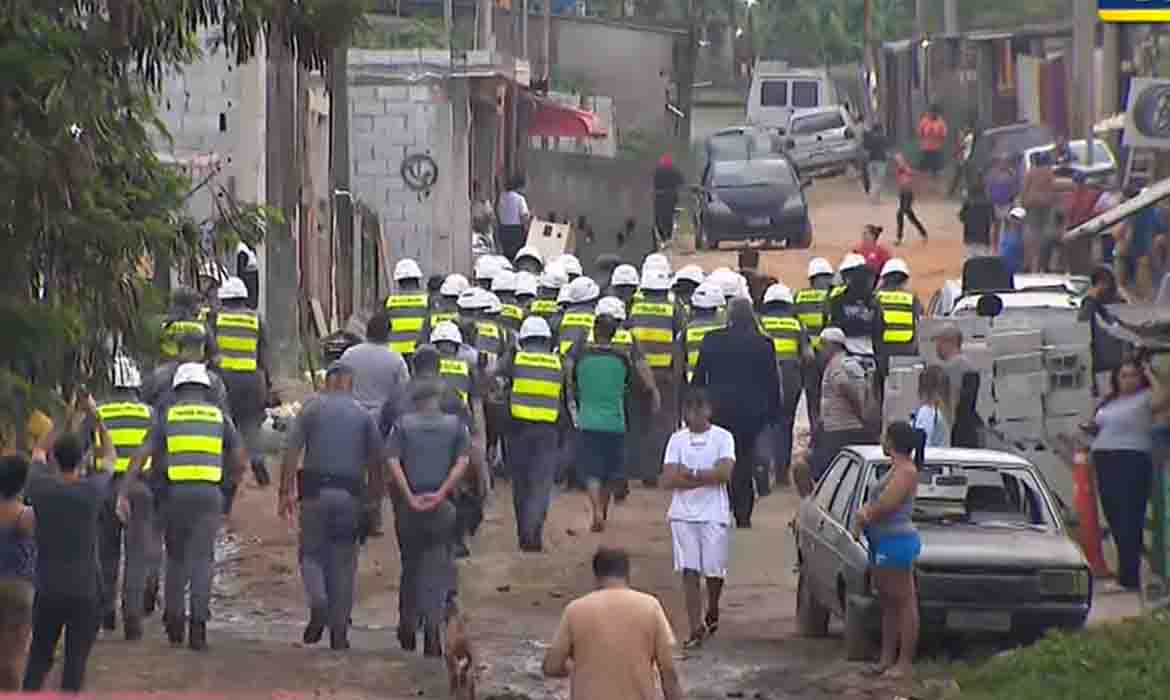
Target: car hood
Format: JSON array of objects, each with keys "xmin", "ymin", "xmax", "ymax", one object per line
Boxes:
[
  {"xmin": 917, "ymin": 523, "xmax": 1086, "ymax": 569},
  {"xmin": 711, "ymin": 185, "xmax": 799, "ymax": 211}
]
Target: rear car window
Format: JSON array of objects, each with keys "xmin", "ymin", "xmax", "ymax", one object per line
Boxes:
[
  {"xmin": 711, "ymin": 159, "xmax": 797, "ymax": 188},
  {"xmin": 790, "ymin": 111, "xmax": 845, "ymax": 135},
  {"xmin": 761, "ymin": 80, "xmax": 788, "ymax": 107},
  {"xmin": 792, "ymin": 81, "xmax": 820, "ymax": 108}
]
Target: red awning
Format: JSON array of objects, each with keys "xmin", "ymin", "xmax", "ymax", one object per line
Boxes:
[{"xmin": 526, "ymin": 95, "xmax": 608, "ymax": 139}]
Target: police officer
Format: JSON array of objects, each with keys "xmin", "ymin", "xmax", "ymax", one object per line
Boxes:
[
  {"xmin": 457, "ymin": 288, "xmax": 506, "ymax": 365},
  {"xmin": 672, "ymin": 264, "xmax": 706, "ymax": 313},
  {"xmin": 208, "ymin": 276, "xmax": 270, "ymax": 514},
  {"xmin": 121, "ymin": 363, "xmax": 248, "ymax": 651},
  {"xmin": 629, "ymin": 267, "xmax": 685, "ymax": 486},
  {"xmin": 492, "ymin": 270, "xmax": 525, "ymax": 333},
  {"xmin": 385, "ymin": 258, "xmax": 430, "ymax": 361},
  {"xmin": 794, "ymin": 258, "xmax": 835, "ymax": 429},
  {"xmin": 514, "ymin": 271, "xmax": 539, "ymax": 312},
  {"xmin": 608, "ymin": 264, "xmax": 640, "ymax": 310},
  {"xmin": 827, "ymin": 253, "xmax": 880, "ymax": 345},
  {"xmin": 432, "ymin": 274, "xmax": 469, "ymax": 327},
  {"xmin": 142, "ymin": 327, "xmax": 230, "ymax": 412},
  {"xmin": 278, "ymin": 361, "xmax": 385, "ymax": 651},
  {"xmin": 555, "ymin": 277, "xmax": 600, "ymax": 355},
  {"xmin": 496, "ymin": 317, "xmax": 566, "ymax": 551},
  {"xmin": 528, "ymin": 264, "xmax": 567, "ymax": 325},
  {"xmin": 873, "ymin": 257, "xmax": 922, "ymax": 401},
  {"xmin": 759, "ymin": 283, "xmax": 808, "ymax": 487},
  {"xmin": 514, "ymin": 245, "xmax": 545, "ymax": 276},
  {"xmin": 160, "ymin": 287, "xmax": 209, "ymax": 361},
  {"xmin": 94, "ymin": 356, "xmax": 159, "ymax": 640},
  {"xmin": 684, "ymin": 282, "xmax": 726, "ymax": 383}
]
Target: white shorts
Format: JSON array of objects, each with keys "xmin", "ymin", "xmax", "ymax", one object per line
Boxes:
[{"xmin": 670, "ymin": 520, "xmax": 729, "ymax": 579}]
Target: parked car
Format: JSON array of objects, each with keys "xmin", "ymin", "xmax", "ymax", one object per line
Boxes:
[
  {"xmin": 781, "ymin": 106, "xmax": 862, "ymax": 178},
  {"xmin": 746, "ymin": 61, "xmax": 838, "ymax": 132},
  {"xmin": 698, "ymin": 156, "xmax": 812, "ymax": 249},
  {"xmin": 794, "ymin": 446, "xmax": 1092, "ymax": 660},
  {"xmin": 1022, "ymin": 139, "xmax": 1118, "ymax": 183},
  {"xmin": 702, "ymin": 126, "xmax": 783, "ymax": 183},
  {"xmin": 970, "ymin": 122, "xmax": 1055, "ymax": 184},
  {"xmin": 927, "ymin": 274, "xmax": 1090, "ymax": 318}
]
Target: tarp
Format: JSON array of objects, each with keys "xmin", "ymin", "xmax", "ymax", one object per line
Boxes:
[{"xmin": 526, "ymin": 95, "xmax": 608, "ymax": 140}]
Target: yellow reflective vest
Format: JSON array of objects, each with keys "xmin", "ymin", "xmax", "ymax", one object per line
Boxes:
[
  {"xmin": 685, "ymin": 318, "xmax": 724, "ymax": 382},
  {"xmin": 214, "ymin": 310, "xmax": 260, "ymax": 373},
  {"xmin": 165, "ymin": 402, "xmax": 225, "ymax": 483},
  {"xmin": 510, "ymin": 351, "xmax": 563, "ymax": 423},
  {"xmin": 96, "ymin": 401, "xmax": 153, "ymax": 473},
  {"xmin": 385, "ymin": 293, "xmax": 429, "ymax": 356},
  {"xmin": 629, "ymin": 297, "xmax": 677, "ymax": 369},
  {"xmin": 794, "ymin": 288, "xmax": 828, "ymax": 349},
  {"xmin": 760, "ymin": 313, "xmax": 802, "ymax": 361},
  {"xmin": 558, "ymin": 311, "xmax": 595, "ymax": 355},
  {"xmin": 875, "ymin": 289, "xmax": 916, "ymax": 346},
  {"xmin": 439, "ymin": 357, "xmax": 472, "ymax": 406}
]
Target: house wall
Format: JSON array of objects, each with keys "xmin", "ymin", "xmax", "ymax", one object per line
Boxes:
[{"xmin": 347, "ymin": 58, "xmax": 472, "ymax": 280}]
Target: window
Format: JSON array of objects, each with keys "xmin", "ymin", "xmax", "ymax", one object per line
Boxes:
[
  {"xmin": 710, "ymin": 159, "xmax": 797, "ymax": 188},
  {"xmin": 790, "ymin": 112, "xmax": 845, "ymax": 135},
  {"xmin": 791, "ymin": 81, "xmax": 820, "ymax": 108},
  {"xmin": 829, "ymin": 458, "xmax": 861, "ymax": 524},
  {"xmin": 760, "ymin": 80, "xmax": 788, "ymax": 107},
  {"xmin": 814, "ymin": 454, "xmax": 851, "ymax": 512}
]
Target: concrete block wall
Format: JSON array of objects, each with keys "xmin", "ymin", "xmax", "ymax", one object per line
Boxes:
[{"xmin": 348, "ymin": 76, "xmax": 471, "ymax": 280}]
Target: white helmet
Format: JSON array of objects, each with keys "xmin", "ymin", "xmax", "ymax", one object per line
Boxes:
[
  {"xmin": 217, "ymin": 276, "xmax": 249, "ymax": 301},
  {"xmin": 839, "ymin": 253, "xmax": 867, "ymax": 273},
  {"xmin": 393, "ymin": 258, "xmax": 423, "ymax": 281},
  {"xmin": 568, "ymin": 276, "xmax": 600, "ymax": 304},
  {"xmin": 457, "ymin": 287, "xmax": 490, "ymax": 311},
  {"xmin": 172, "ymin": 362, "xmax": 211, "ymax": 389},
  {"xmin": 880, "ymin": 258, "xmax": 910, "ymax": 278},
  {"xmin": 557, "ymin": 254, "xmax": 583, "ymax": 277},
  {"xmin": 557, "ymin": 284, "xmax": 573, "ymax": 304},
  {"xmin": 595, "ymin": 296, "xmax": 628, "ymax": 321},
  {"xmin": 474, "ymin": 255, "xmax": 501, "ymax": 282},
  {"xmin": 641, "ymin": 268, "xmax": 672, "ymax": 292},
  {"xmin": 539, "ymin": 264, "xmax": 569, "ymax": 290},
  {"xmin": 807, "ymin": 257, "xmax": 834, "ymax": 279},
  {"xmin": 690, "ymin": 282, "xmax": 725, "ymax": 310},
  {"xmin": 610, "ymin": 264, "xmax": 640, "ymax": 288},
  {"xmin": 440, "ymin": 273, "xmax": 471, "ymax": 297},
  {"xmin": 493, "ymin": 255, "xmax": 514, "ymax": 272},
  {"xmin": 763, "ymin": 283, "xmax": 795, "ymax": 305},
  {"xmin": 515, "ymin": 271, "xmax": 540, "ymax": 297},
  {"xmin": 709, "ymin": 269, "xmax": 740, "ymax": 299},
  {"xmin": 515, "ymin": 245, "xmax": 544, "ymax": 268},
  {"xmin": 518, "ymin": 316, "xmax": 552, "ymax": 341},
  {"xmin": 491, "ymin": 269, "xmax": 517, "ymax": 294},
  {"xmin": 430, "ymin": 320, "xmax": 463, "ymax": 345},
  {"xmin": 642, "ymin": 253, "xmax": 671, "ymax": 277},
  {"xmin": 483, "ymin": 291, "xmax": 502, "ymax": 314},
  {"xmin": 112, "ymin": 354, "xmax": 142, "ymax": 390},
  {"xmin": 673, "ymin": 264, "xmax": 705, "ymax": 286}
]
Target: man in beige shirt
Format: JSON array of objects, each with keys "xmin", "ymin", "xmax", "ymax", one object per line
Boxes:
[{"xmin": 543, "ymin": 547, "xmax": 683, "ymax": 700}]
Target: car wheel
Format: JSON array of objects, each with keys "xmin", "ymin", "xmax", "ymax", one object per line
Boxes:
[
  {"xmin": 796, "ymin": 570, "xmax": 830, "ymax": 637},
  {"xmin": 843, "ymin": 594, "xmax": 878, "ymax": 661}
]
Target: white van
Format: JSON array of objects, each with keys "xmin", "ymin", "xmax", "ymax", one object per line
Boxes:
[{"xmin": 746, "ymin": 61, "xmax": 838, "ymax": 132}]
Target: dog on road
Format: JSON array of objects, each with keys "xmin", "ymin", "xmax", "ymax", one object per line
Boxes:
[{"xmin": 445, "ymin": 593, "xmax": 475, "ymax": 700}]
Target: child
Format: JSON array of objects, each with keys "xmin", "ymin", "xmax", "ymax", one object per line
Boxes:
[
  {"xmin": 913, "ymin": 366, "xmax": 952, "ymax": 447},
  {"xmin": 662, "ymin": 389, "xmax": 735, "ymax": 649}
]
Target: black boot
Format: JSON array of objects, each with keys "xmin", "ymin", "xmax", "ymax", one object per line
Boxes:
[
  {"xmin": 188, "ymin": 621, "xmax": 208, "ymax": 651},
  {"xmin": 303, "ymin": 607, "xmax": 326, "ymax": 645},
  {"xmin": 330, "ymin": 626, "xmax": 350, "ymax": 651},
  {"xmin": 124, "ymin": 614, "xmax": 143, "ymax": 642},
  {"xmin": 165, "ymin": 615, "xmax": 185, "ymax": 646},
  {"xmin": 397, "ymin": 622, "xmax": 417, "ymax": 652},
  {"xmin": 143, "ymin": 576, "xmax": 158, "ymax": 616},
  {"xmin": 102, "ymin": 611, "xmax": 117, "ymax": 631}
]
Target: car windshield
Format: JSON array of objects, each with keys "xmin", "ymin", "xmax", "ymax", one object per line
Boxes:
[
  {"xmin": 707, "ymin": 130, "xmax": 774, "ymax": 161},
  {"xmin": 869, "ymin": 462, "xmax": 1056, "ymax": 529},
  {"xmin": 791, "ymin": 112, "xmax": 845, "ymax": 135},
  {"xmin": 711, "ymin": 159, "xmax": 796, "ymax": 188}
]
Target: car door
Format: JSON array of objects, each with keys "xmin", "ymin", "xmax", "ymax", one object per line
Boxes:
[
  {"xmin": 824, "ymin": 456, "xmax": 865, "ymax": 615},
  {"xmin": 804, "ymin": 453, "xmax": 851, "ymax": 603}
]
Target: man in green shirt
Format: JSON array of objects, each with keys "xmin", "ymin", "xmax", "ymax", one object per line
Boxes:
[{"xmin": 567, "ymin": 299, "xmax": 654, "ymax": 532}]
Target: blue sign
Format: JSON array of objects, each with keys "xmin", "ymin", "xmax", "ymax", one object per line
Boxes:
[{"xmin": 1099, "ymin": 0, "xmax": 1170, "ymax": 22}]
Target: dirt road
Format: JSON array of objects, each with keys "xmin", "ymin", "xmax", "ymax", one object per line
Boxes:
[{"xmin": 69, "ymin": 180, "xmax": 986, "ymax": 699}]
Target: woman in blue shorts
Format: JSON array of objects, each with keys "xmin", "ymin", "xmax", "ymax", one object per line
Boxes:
[{"xmin": 853, "ymin": 420, "xmax": 922, "ymax": 680}]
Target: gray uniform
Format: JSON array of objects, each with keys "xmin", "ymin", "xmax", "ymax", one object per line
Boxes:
[
  {"xmin": 146, "ymin": 400, "xmax": 240, "ymax": 625},
  {"xmin": 287, "ymin": 392, "xmax": 384, "ymax": 632}
]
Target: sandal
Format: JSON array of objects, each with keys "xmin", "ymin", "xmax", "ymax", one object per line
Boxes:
[{"xmin": 704, "ymin": 611, "xmax": 719, "ymax": 638}]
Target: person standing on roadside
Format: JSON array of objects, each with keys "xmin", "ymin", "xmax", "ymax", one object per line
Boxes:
[
  {"xmin": 894, "ymin": 152, "xmax": 929, "ymax": 245},
  {"xmin": 691, "ymin": 298, "xmax": 781, "ymax": 528},
  {"xmin": 799, "ymin": 328, "xmax": 873, "ymax": 490},
  {"xmin": 653, "ymin": 154, "xmax": 685, "ymax": 246},
  {"xmin": 1020, "ymin": 150, "xmax": 1059, "ymax": 273},
  {"xmin": 23, "ymin": 396, "xmax": 115, "ymax": 692},
  {"xmin": 387, "ymin": 379, "xmax": 472, "ymax": 656},
  {"xmin": 948, "ymin": 123, "xmax": 975, "ymax": 198},
  {"xmin": 933, "ymin": 324, "xmax": 983, "ymax": 449},
  {"xmin": 497, "ymin": 175, "xmax": 532, "ymax": 261},
  {"xmin": 0, "ymin": 454, "xmax": 34, "ymax": 691},
  {"xmin": 662, "ymin": 389, "xmax": 734, "ymax": 649},
  {"xmin": 863, "ymin": 123, "xmax": 890, "ymax": 204},
  {"xmin": 917, "ymin": 106, "xmax": 947, "ymax": 181},
  {"xmin": 1079, "ymin": 266, "xmax": 1128, "ymax": 396},
  {"xmin": 543, "ymin": 547, "xmax": 683, "ymax": 700},
  {"xmin": 959, "ymin": 186, "xmax": 995, "ymax": 259},
  {"xmin": 278, "ymin": 361, "xmax": 386, "ymax": 651},
  {"xmin": 984, "ymin": 154, "xmax": 1018, "ymax": 249}
]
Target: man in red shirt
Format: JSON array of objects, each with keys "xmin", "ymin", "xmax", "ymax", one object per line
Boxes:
[{"xmin": 853, "ymin": 224, "xmax": 892, "ymax": 276}]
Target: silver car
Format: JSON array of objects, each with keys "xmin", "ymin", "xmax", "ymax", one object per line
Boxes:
[
  {"xmin": 794, "ymin": 446, "xmax": 1091, "ymax": 660},
  {"xmin": 782, "ymin": 106, "xmax": 862, "ymax": 177}
]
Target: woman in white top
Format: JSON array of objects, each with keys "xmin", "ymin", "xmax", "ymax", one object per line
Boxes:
[
  {"xmin": 496, "ymin": 175, "xmax": 531, "ymax": 261},
  {"xmin": 661, "ymin": 389, "xmax": 735, "ymax": 649},
  {"xmin": 913, "ymin": 365, "xmax": 952, "ymax": 447}
]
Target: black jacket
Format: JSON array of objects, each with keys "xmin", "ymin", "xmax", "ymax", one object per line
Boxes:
[{"xmin": 691, "ymin": 327, "xmax": 782, "ymax": 426}]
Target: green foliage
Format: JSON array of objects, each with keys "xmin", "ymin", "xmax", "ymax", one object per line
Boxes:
[
  {"xmin": 955, "ymin": 612, "xmax": 1170, "ymax": 700},
  {"xmin": 352, "ymin": 15, "xmax": 474, "ymax": 51},
  {"xmin": 752, "ymin": 0, "xmax": 911, "ymax": 66}
]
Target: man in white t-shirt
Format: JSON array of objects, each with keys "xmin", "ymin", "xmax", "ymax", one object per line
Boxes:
[
  {"xmin": 497, "ymin": 176, "xmax": 531, "ymax": 261},
  {"xmin": 662, "ymin": 388, "xmax": 735, "ymax": 649}
]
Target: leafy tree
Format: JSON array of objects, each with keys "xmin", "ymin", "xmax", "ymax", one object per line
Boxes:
[{"xmin": 0, "ymin": 1, "xmax": 367, "ymax": 446}]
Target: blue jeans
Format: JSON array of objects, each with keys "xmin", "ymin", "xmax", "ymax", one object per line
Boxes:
[{"xmin": 510, "ymin": 422, "xmax": 560, "ymax": 549}]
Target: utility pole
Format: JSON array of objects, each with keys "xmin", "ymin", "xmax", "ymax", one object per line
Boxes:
[
  {"xmin": 265, "ymin": 28, "xmax": 301, "ymax": 380},
  {"xmin": 543, "ymin": 0, "xmax": 552, "ymax": 81},
  {"xmin": 943, "ymin": 0, "xmax": 959, "ymax": 36},
  {"xmin": 864, "ymin": 0, "xmax": 874, "ymax": 120},
  {"xmin": 522, "ymin": 0, "xmax": 529, "ymax": 60},
  {"xmin": 1073, "ymin": 0, "xmax": 1096, "ymax": 141},
  {"xmin": 330, "ymin": 41, "xmax": 353, "ymax": 320}
]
